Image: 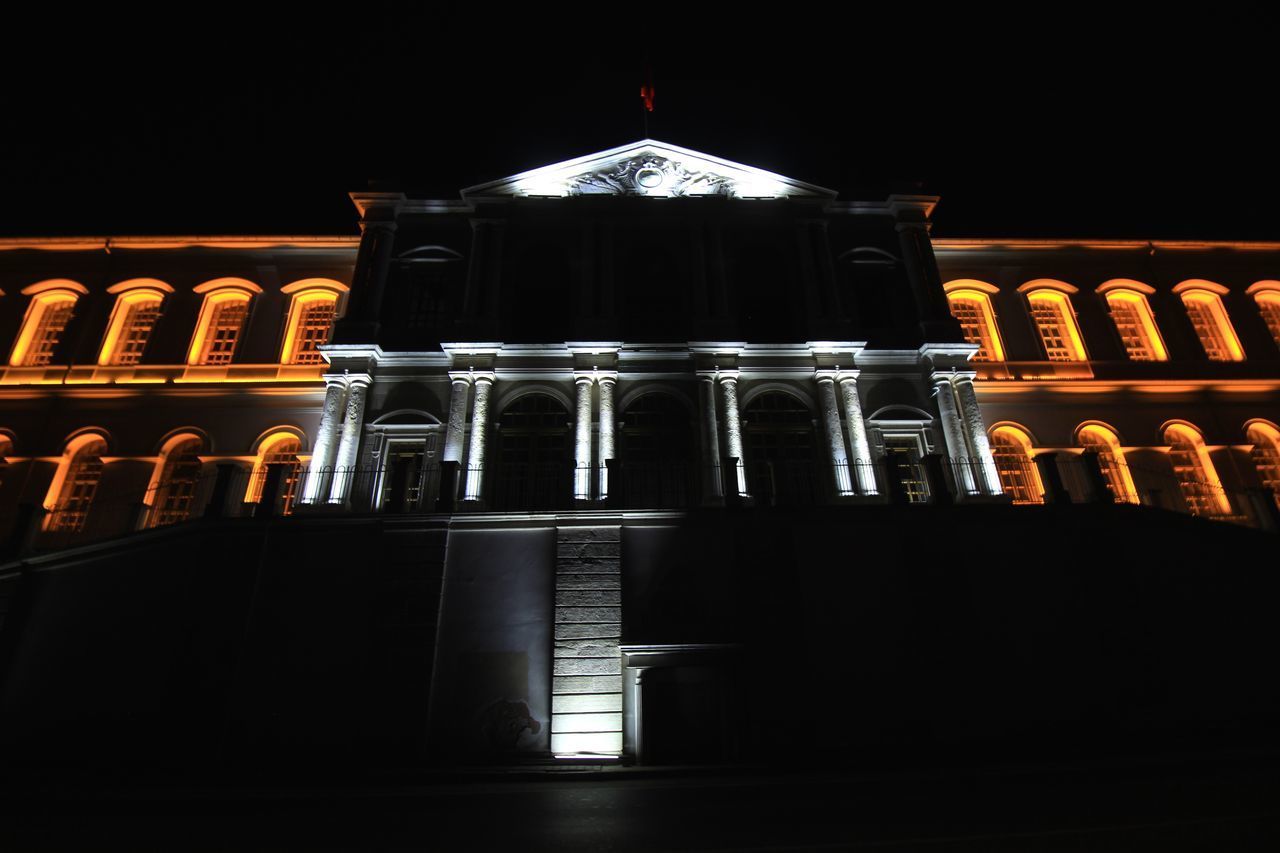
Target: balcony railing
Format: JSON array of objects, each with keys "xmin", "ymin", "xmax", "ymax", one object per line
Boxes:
[{"xmin": 6, "ymin": 449, "xmax": 1278, "ymax": 557}]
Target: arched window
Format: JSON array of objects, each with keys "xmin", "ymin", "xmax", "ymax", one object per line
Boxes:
[
  {"xmin": 146, "ymin": 434, "xmax": 205, "ymax": 527},
  {"xmin": 1246, "ymin": 421, "xmax": 1280, "ymax": 509},
  {"xmin": 1175, "ymin": 281, "xmax": 1244, "ymax": 362},
  {"xmin": 743, "ymin": 391, "xmax": 817, "ymax": 506},
  {"xmin": 44, "ymin": 433, "xmax": 109, "ymax": 532},
  {"xmin": 1076, "ymin": 423, "xmax": 1138, "ymax": 504},
  {"xmin": 280, "ymin": 279, "xmax": 347, "ymax": 366},
  {"xmin": 1022, "ymin": 282, "xmax": 1087, "ymax": 361},
  {"xmin": 988, "ymin": 425, "xmax": 1043, "ymax": 504},
  {"xmin": 99, "ymin": 279, "xmax": 173, "ymax": 366},
  {"xmin": 493, "ymin": 393, "xmax": 572, "ymax": 511},
  {"xmin": 188, "ymin": 279, "xmax": 261, "ymax": 365},
  {"xmin": 1163, "ymin": 422, "xmax": 1230, "ymax": 516},
  {"xmin": 1099, "ymin": 281, "xmax": 1167, "ymax": 361},
  {"xmin": 620, "ymin": 392, "xmax": 695, "ymax": 507},
  {"xmin": 944, "ymin": 280, "xmax": 1004, "ymax": 362},
  {"xmin": 1247, "ymin": 282, "xmax": 1280, "ymax": 349},
  {"xmin": 10, "ymin": 280, "xmax": 87, "ymax": 367},
  {"xmin": 244, "ymin": 432, "xmax": 304, "ymax": 514}
]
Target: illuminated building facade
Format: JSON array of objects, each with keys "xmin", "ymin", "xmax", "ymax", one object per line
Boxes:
[{"xmin": 0, "ymin": 142, "xmax": 1278, "ymax": 767}]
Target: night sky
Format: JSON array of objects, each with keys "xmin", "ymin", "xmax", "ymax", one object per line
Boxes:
[{"xmin": 2, "ymin": 11, "xmax": 1274, "ymax": 240}]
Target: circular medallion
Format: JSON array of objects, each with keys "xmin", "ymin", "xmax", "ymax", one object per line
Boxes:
[{"xmin": 635, "ymin": 167, "xmax": 664, "ymax": 189}]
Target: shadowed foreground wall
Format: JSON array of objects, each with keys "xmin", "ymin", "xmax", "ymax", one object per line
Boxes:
[{"xmin": 0, "ymin": 506, "xmax": 1276, "ymax": 769}]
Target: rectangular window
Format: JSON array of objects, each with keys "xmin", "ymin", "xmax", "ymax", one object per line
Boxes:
[
  {"xmin": 291, "ymin": 301, "xmax": 337, "ymax": 365},
  {"xmin": 1185, "ymin": 300, "xmax": 1231, "ymax": 361},
  {"xmin": 1257, "ymin": 299, "xmax": 1280, "ymax": 348},
  {"xmin": 1109, "ymin": 299, "xmax": 1154, "ymax": 360},
  {"xmin": 1029, "ymin": 300, "xmax": 1076, "ymax": 361},
  {"xmin": 111, "ymin": 299, "xmax": 163, "ymax": 366},
  {"xmin": 26, "ymin": 301, "xmax": 75, "ymax": 366},
  {"xmin": 201, "ymin": 300, "xmax": 248, "ymax": 365},
  {"xmin": 949, "ymin": 299, "xmax": 995, "ymax": 361}
]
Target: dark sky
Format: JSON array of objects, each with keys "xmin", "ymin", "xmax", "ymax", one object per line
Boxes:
[{"xmin": 2, "ymin": 10, "xmax": 1275, "ymax": 240}]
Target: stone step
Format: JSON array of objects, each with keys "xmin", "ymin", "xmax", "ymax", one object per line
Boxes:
[
  {"xmin": 552, "ymin": 693, "xmax": 622, "ymax": 714},
  {"xmin": 553, "ymin": 675, "xmax": 622, "ymax": 694},
  {"xmin": 555, "ymin": 589, "xmax": 620, "ymax": 607},
  {"xmin": 554, "ymin": 623, "xmax": 621, "ymax": 640},
  {"xmin": 551, "ymin": 732, "xmax": 621, "ymax": 754},
  {"xmin": 550, "ymin": 712, "xmax": 622, "ymax": 734}
]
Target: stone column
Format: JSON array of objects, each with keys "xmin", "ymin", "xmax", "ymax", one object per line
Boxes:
[
  {"xmin": 815, "ymin": 371, "xmax": 852, "ymax": 496},
  {"xmin": 328, "ymin": 373, "xmax": 372, "ymax": 504},
  {"xmin": 932, "ymin": 373, "xmax": 977, "ymax": 495},
  {"xmin": 335, "ymin": 216, "xmax": 397, "ymax": 342},
  {"xmin": 574, "ymin": 373, "xmax": 595, "ymax": 501},
  {"xmin": 837, "ymin": 372, "xmax": 877, "ymax": 495},
  {"xmin": 697, "ymin": 374, "xmax": 723, "ymax": 502},
  {"xmin": 597, "ymin": 374, "xmax": 617, "ymax": 500},
  {"xmin": 463, "ymin": 373, "xmax": 494, "ymax": 501},
  {"xmin": 953, "ymin": 374, "xmax": 1001, "ymax": 496},
  {"xmin": 301, "ymin": 375, "xmax": 347, "ymax": 504},
  {"xmin": 443, "ymin": 373, "xmax": 472, "ymax": 464},
  {"xmin": 719, "ymin": 372, "xmax": 747, "ymax": 496},
  {"xmin": 893, "ymin": 202, "xmax": 960, "ymax": 341}
]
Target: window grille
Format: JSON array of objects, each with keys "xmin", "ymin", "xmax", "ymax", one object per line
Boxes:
[
  {"xmin": 290, "ymin": 300, "xmax": 337, "ymax": 365},
  {"xmin": 948, "ymin": 297, "xmax": 997, "ymax": 361},
  {"xmin": 24, "ymin": 299, "xmax": 75, "ymax": 366},
  {"xmin": 49, "ymin": 440, "xmax": 107, "ymax": 532},
  {"xmin": 110, "ymin": 298, "xmax": 162, "ymax": 365},
  {"xmin": 200, "ymin": 300, "xmax": 248, "ymax": 365}
]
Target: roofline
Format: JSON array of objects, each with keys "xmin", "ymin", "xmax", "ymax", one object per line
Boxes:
[
  {"xmin": 460, "ymin": 138, "xmax": 839, "ymax": 201},
  {"xmin": 0, "ymin": 236, "xmax": 361, "ymax": 252}
]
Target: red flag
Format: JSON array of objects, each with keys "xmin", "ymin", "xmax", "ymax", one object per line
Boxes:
[{"xmin": 640, "ymin": 68, "xmax": 655, "ymax": 113}]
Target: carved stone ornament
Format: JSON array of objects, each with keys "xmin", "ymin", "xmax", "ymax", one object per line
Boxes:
[{"xmin": 565, "ymin": 156, "xmax": 737, "ymax": 198}]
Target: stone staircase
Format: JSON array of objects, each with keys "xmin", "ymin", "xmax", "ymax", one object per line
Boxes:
[{"xmin": 550, "ymin": 525, "xmax": 622, "ymax": 755}]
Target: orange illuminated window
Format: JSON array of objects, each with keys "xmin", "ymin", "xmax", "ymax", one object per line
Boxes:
[
  {"xmin": 11, "ymin": 290, "xmax": 78, "ymax": 366},
  {"xmin": 1105, "ymin": 290, "xmax": 1167, "ymax": 361},
  {"xmin": 147, "ymin": 435, "xmax": 204, "ymax": 527},
  {"xmin": 280, "ymin": 286, "xmax": 343, "ymax": 366},
  {"xmin": 1077, "ymin": 424, "xmax": 1138, "ymax": 504},
  {"xmin": 1246, "ymin": 422, "xmax": 1280, "ymax": 510},
  {"xmin": 1163, "ymin": 423, "xmax": 1231, "ymax": 516},
  {"xmin": 245, "ymin": 432, "xmax": 303, "ymax": 514},
  {"xmin": 1256, "ymin": 292, "xmax": 1280, "ymax": 349},
  {"xmin": 100, "ymin": 286, "xmax": 168, "ymax": 366},
  {"xmin": 45, "ymin": 435, "xmax": 108, "ymax": 532},
  {"xmin": 189, "ymin": 292, "xmax": 251, "ymax": 365},
  {"xmin": 988, "ymin": 425, "xmax": 1043, "ymax": 504},
  {"xmin": 1026, "ymin": 290, "xmax": 1087, "ymax": 361},
  {"xmin": 946, "ymin": 291, "xmax": 1004, "ymax": 361},
  {"xmin": 1178, "ymin": 287, "xmax": 1243, "ymax": 361}
]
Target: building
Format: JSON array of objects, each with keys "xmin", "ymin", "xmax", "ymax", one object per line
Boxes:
[{"xmin": 0, "ymin": 141, "xmax": 1277, "ymax": 768}]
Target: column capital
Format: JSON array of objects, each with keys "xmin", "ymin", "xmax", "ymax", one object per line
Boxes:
[
  {"xmin": 835, "ymin": 369, "xmax": 862, "ymax": 383},
  {"xmin": 322, "ymin": 373, "xmax": 349, "ymax": 389},
  {"xmin": 950, "ymin": 371, "xmax": 980, "ymax": 384},
  {"xmin": 572, "ymin": 371, "xmax": 597, "ymax": 385},
  {"xmin": 344, "ymin": 372, "xmax": 374, "ymax": 389},
  {"xmin": 446, "ymin": 371, "xmax": 475, "ymax": 385},
  {"xmin": 813, "ymin": 370, "xmax": 840, "ymax": 383},
  {"xmin": 595, "ymin": 371, "xmax": 619, "ymax": 385},
  {"xmin": 357, "ymin": 218, "xmax": 398, "ymax": 235},
  {"xmin": 470, "ymin": 371, "xmax": 497, "ymax": 385}
]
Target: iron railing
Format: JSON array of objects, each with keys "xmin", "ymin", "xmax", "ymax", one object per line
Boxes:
[{"xmin": 10, "ymin": 448, "xmax": 1279, "ymax": 556}]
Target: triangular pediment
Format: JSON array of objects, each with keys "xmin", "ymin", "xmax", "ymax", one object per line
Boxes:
[{"xmin": 460, "ymin": 140, "xmax": 836, "ymax": 201}]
